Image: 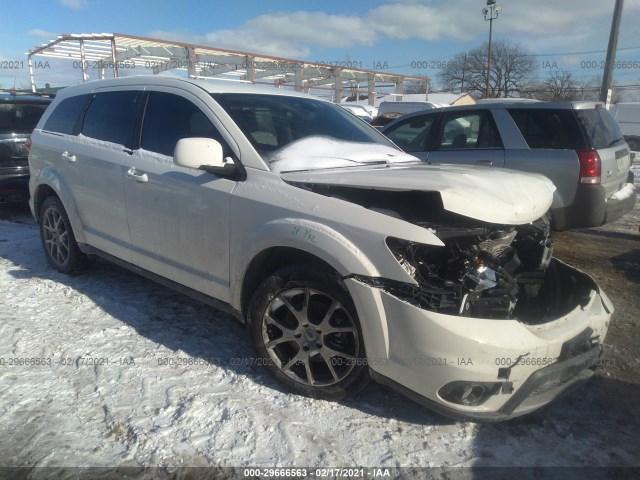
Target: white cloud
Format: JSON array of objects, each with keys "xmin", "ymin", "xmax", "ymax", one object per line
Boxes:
[
  {"xmin": 201, "ymin": 12, "xmax": 373, "ymax": 58},
  {"xmin": 560, "ymin": 55, "xmax": 582, "ymax": 66},
  {"xmin": 146, "ymin": 0, "xmax": 640, "ymax": 58},
  {"xmin": 60, "ymin": 0, "xmax": 87, "ymax": 10},
  {"xmin": 28, "ymin": 29, "xmax": 57, "ymax": 39},
  {"xmin": 366, "ymin": 3, "xmax": 476, "ymax": 42}
]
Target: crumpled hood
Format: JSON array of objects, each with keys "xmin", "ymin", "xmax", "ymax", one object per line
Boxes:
[{"xmin": 281, "ymin": 163, "xmax": 556, "ymax": 225}]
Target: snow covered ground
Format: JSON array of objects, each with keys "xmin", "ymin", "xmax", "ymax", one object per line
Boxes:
[{"xmin": 1, "ymin": 182, "xmax": 639, "ymax": 476}]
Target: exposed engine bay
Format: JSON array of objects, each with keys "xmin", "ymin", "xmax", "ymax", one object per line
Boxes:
[
  {"xmin": 289, "ymin": 184, "xmax": 594, "ymax": 324},
  {"xmin": 384, "ymin": 217, "xmax": 553, "ymax": 321}
]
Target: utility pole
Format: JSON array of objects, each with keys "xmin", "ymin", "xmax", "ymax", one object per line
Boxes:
[
  {"xmin": 600, "ymin": 0, "xmax": 624, "ymax": 103},
  {"xmin": 482, "ymin": 1, "xmax": 502, "ymax": 99},
  {"xmin": 461, "ymin": 53, "xmax": 467, "ymax": 94}
]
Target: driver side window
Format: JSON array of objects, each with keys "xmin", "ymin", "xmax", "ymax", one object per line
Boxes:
[
  {"xmin": 141, "ymin": 92, "xmax": 228, "ymax": 157},
  {"xmin": 384, "ymin": 114, "xmax": 435, "ymax": 152}
]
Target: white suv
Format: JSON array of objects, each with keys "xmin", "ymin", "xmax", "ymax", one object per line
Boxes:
[{"xmin": 28, "ymin": 76, "xmax": 612, "ymax": 421}]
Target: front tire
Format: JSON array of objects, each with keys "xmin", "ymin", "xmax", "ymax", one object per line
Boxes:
[
  {"xmin": 248, "ymin": 266, "xmax": 370, "ymax": 400},
  {"xmin": 39, "ymin": 196, "xmax": 88, "ymax": 274}
]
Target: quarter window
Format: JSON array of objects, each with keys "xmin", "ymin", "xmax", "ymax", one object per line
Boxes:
[
  {"xmin": 42, "ymin": 94, "xmax": 90, "ymax": 135},
  {"xmin": 82, "ymin": 91, "xmax": 140, "ymax": 145},
  {"xmin": 141, "ymin": 92, "xmax": 225, "ymax": 157},
  {"xmin": 508, "ymin": 109, "xmax": 586, "ymax": 150}
]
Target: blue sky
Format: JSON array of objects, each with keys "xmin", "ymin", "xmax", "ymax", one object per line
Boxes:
[{"xmin": 2, "ymin": 0, "xmax": 640, "ymax": 92}]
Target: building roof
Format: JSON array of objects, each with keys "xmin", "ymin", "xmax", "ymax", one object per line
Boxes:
[{"xmin": 26, "ymin": 33, "xmax": 428, "ymax": 98}]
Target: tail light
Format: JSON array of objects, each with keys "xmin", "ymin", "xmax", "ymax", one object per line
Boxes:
[
  {"xmin": 577, "ymin": 150, "xmax": 601, "ymax": 185},
  {"xmin": 25, "ymin": 138, "xmax": 32, "ymax": 153}
]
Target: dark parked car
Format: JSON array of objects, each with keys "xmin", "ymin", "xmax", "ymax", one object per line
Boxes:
[
  {"xmin": 382, "ymin": 101, "xmax": 636, "ymax": 230},
  {"xmin": 0, "ymin": 91, "xmax": 53, "ymax": 203}
]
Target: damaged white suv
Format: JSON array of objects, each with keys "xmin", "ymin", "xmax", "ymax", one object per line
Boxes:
[{"xmin": 28, "ymin": 76, "xmax": 612, "ymax": 421}]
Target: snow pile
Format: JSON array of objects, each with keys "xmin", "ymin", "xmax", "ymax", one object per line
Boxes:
[{"xmin": 0, "ymin": 215, "xmax": 638, "ymax": 471}]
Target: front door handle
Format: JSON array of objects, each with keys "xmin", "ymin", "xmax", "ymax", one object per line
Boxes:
[
  {"xmin": 61, "ymin": 151, "xmax": 76, "ymax": 163},
  {"xmin": 127, "ymin": 167, "xmax": 148, "ymax": 183},
  {"xmin": 476, "ymin": 160, "xmax": 493, "ymax": 166}
]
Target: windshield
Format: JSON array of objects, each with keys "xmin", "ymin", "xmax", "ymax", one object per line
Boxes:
[{"xmin": 211, "ymin": 93, "xmax": 394, "ymax": 164}]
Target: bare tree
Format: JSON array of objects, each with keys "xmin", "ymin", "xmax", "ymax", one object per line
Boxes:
[
  {"xmin": 573, "ymin": 75, "xmax": 624, "ymax": 103},
  {"xmin": 439, "ymin": 41, "xmax": 537, "ymax": 98},
  {"xmin": 573, "ymin": 76, "xmax": 600, "ymax": 101},
  {"xmin": 535, "ymin": 71, "xmax": 578, "ymax": 101},
  {"xmin": 404, "ymin": 76, "xmax": 429, "ymax": 94}
]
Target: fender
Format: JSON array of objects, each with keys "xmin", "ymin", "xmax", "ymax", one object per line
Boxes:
[
  {"xmin": 231, "ymin": 217, "xmax": 377, "ymax": 307},
  {"xmin": 230, "ymin": 215, "xmax": 434, "ymax": 308},
  {"xmin": 33, "ymin": 167, "xmax": 87, "ymax": 244},
  {"xmin": 230, "ymin": 217, "xmax": 396, "ymax": 360}
]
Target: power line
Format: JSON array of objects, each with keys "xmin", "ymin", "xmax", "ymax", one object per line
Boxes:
[{"xmin": 525, "ymin": 45, "xmax": 640, "ymax": 57}]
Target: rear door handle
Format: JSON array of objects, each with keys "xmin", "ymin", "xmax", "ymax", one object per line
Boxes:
[
  {"xmin": 127, "ymin": 167, "xmax": 148, "ymax": 183},
  {"xmin": 61, "ymin": 151, "xmax": 76, "ymax": 163},
  {"xmin": 476, "ymin": 160, "xmax": 493, "ymax": 166}
]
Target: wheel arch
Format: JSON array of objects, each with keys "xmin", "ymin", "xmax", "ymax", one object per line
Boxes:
[
  {"xmin": 232, "ymin": 218, "xmax": 388, "ymax": 317},
  {"xmin": 239, "ymin": 246, "xmax": 343, "ymax": 321},
  {"xmin": 32, "ymin": 169, "xmax": 86, "ymax": 244}
]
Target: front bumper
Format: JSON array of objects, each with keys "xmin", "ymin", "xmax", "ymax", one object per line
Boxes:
[
  {"xmin": 346, "ymin": 259, "xmax": 612, "ymax": 422},
  {"xmin": 370, "ymin": 343, "xmax": 602, "ymax": 422}
]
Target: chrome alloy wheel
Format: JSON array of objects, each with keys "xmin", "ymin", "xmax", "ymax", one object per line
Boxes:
[
  {"xmin": 42, "ymin": 206, "xmax": 70, "ymax": 267},
  {"xmin": 262, "ymin": 287, "xmax": 360, "ymax": 387}
]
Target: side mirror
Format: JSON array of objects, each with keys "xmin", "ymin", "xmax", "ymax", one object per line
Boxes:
[{"xmin": 174, "ymin": 137, "xmax": 237, "ymax": 175}]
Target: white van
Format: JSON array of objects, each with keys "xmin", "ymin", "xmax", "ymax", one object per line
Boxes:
[{"xmin": 609, "ymin": 102, "xmax": 640, "ymax": 151}]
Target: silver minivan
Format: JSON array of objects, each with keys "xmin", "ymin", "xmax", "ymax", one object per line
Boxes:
[{"xmin": 382, "ymin": 101, "xmax": 636, "ymax": 230}]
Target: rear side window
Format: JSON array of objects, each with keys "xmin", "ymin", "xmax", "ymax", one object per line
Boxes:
[
  {"xmin": 82, "ymin": 91, "xmax": 140, "ymax": 146},
  {"xmin": 0, "ymin": 102, "xmax": 49, "ymax": 134},
  {"xmin": 575, "ymin": 108, "xmax": 625, "ymax": 150},
  {"xmin": 384, "ymin": 114, "xmax": 436, "ymax": 152},
  {"xmin": 508, "ymin": 109, "xmax": 586, "ymax": 149},
  {"xmin": 141, "ymin": 92, "xmax": 227, "ymax": 157},
  {"xmin": 43, "ymin": 94, "xmax": 89, "ymax": 135}
]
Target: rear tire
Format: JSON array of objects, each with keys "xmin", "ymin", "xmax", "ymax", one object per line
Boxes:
[
  {"xmin": 39, "ymin": 196, "xmax": 88, "ymax": 274},
  {"xmin": 248, "ymin": 265, "xmax": 370, "ymax": 401}
]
